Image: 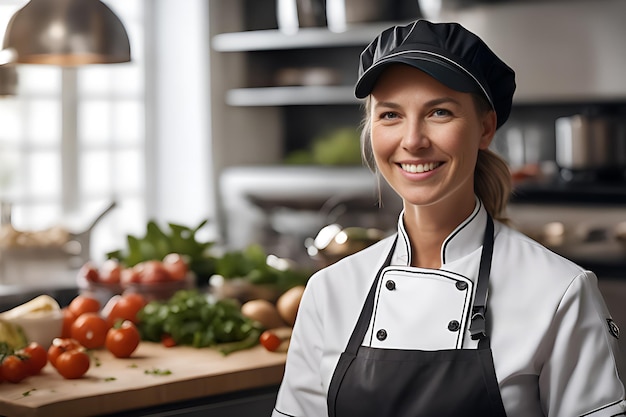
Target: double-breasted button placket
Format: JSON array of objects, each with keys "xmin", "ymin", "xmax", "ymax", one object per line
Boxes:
[{"xmin": 448, "ymin": 282, "xmax": 466, "ymax": 332}]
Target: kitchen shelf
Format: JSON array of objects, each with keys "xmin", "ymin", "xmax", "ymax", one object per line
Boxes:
[
  {"xmin": 212, "ymin": 22, "xmax": 401, "ymax": 52},
  {"xmin": 226, "ymin": 86, "xmax": 359, "ymax": 106}
]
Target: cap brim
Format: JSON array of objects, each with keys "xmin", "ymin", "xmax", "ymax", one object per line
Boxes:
[{"xmin": 355, "ymin": 52, "xmax": 487, "ymax": 102}]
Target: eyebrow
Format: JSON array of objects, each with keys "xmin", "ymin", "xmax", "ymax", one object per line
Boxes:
[{"xmin": 374, "ymin": 96, "xmax": 462, "ymax": 110}]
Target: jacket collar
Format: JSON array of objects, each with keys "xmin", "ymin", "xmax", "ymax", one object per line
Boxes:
[{"xmin": 393, "ymin": 197, "xmax": 488, "ymax": 267}]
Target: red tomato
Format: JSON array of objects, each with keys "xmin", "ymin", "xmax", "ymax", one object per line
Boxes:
[
  {"xmin": 99, "ymin": 259, "xmax": 122, "ymax": 284},
  {"xmin": 162, "ymin": 253, "xmax": 188, "ymax": 281},
  {"xmin": 136, "ymin": 260, "xmax": 171, "ymax": 283},
  {"xmin": 70, "ymin": 313, "xmax": 109, "ymax": 349},
  {"xmin": 61, "ymin": 308, "xmax": 77, "ymax": 338},
  {"xmin": 161, "ymin": 334, "xmax": 177, "ymax": 348},
  {"xmin": 120, "ymin": 267, "xmax": 141, "ymax": 285},
  {"xmin": 48, "ymin": 338, "xmax": 82, "ymax": 368},
  {"xmin": 259, "ymin": 330, "xmax": 282, "ymax": 352},
  {"xmin": 78, "ymin": 262, "xmax": 100, "ymax": 283},
  {"xmin": 19, "ymin": 342, "xmax": 48, "ymax": 375},
  {"xmin": 2, "ymin": 355, "xmax": 28, "ymax": 383},
  {"xmin": 106, "ymin": 293, "xmax": 146, "ymax": 327},
  {"xmin": 105, "ymin": 320, "xmax": 141, "ymax": 358},
  {"xmin": 68, "ymin": 295, "xmax": 101, "ymax": 317},
  {"xmin": 55, "ymin": 350, "xmax": 90, "ymax": 379}
]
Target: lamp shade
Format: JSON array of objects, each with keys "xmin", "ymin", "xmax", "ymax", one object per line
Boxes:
[{"xmin": 2, "ymin": 0, "xmax": 131, "ymax": 66}]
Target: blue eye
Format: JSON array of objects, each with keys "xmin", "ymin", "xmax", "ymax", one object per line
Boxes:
[
  {"xmin": 381, "ymin": 112, "xmax": 397, "ymax": 119},
  {"xmin": 433, "ymin": 109, "xmax": 451, "ymax": 117}
]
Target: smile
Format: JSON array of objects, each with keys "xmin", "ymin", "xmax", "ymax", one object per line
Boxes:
[{"xmin": 400, "ymin": 162, "xmax": 441, "ymax": 173}]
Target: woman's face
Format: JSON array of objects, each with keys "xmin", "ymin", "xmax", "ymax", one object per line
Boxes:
[{"xmin": 369, "ymin": 64, "xmax": 496, "ymax": 212}]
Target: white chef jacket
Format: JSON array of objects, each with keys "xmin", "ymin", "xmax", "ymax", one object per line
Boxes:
[{"xmin": 273, "ymin": 199, "xmax": 626, "ymax": 417}]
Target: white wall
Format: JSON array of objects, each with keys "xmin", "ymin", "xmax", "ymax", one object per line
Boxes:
[{"xmin": 148, "ymin": 0, "xmax": 217, "ymax": 238}]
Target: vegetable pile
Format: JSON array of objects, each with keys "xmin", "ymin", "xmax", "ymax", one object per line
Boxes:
[
  {"xmin": 106, "ymin": 220, "xmax": 217, "ymax": 284},
  {"xmin": 137, "ymin": 290, "xmax": 262, "ymax": 354}
]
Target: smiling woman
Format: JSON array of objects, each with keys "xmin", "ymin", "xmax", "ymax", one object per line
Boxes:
[{"xmin": 272, "ymin": 19, "xmax": 626, "ymax": 417}]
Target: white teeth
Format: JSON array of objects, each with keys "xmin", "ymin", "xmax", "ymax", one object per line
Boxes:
[{"xmin": 401, "ymin": 162, "xmax": 440, "ymax": 173}]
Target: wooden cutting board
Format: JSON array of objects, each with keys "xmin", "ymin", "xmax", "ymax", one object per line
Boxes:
[{"xmin": 0, "ymin": 342, "xmax": 286, "ymax": 417}]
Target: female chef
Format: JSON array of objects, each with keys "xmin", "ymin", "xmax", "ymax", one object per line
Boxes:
[{"xmin": 272, "ymin": 20, "xmax": 626, "ymax": 417}]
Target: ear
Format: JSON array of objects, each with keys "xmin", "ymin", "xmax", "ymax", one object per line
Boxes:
[{"xmin": 478, "ymin": 110, "xmax": 497, "ymax": 150}]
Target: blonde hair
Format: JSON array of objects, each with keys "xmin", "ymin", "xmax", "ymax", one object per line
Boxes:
[{"xmin": 360, "ymin": 95, "xmax": 512, "ymax": 223}]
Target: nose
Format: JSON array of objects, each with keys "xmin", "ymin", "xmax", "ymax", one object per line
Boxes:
[{"xmin": 401, "ymin": 117, "xmax": 430, "ymax": 152}]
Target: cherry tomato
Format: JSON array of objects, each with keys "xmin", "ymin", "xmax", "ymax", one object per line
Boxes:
[
  {"xmin": 55, "ymin": 350, "xmax": 90, "ymax": 379},
  {"xmin": 1, "ymin": 355, "xmax": 28, "ymax": 383},
  {"xmin": 19, "ymin": 342, "xmax": 48, "ymax": 375},
  {"xmin": 162, "ymin": 253, "xmax": 188, "ymax": 281},
  {"xmin": 259, "ymin": 330, "xmax": 282, "ymax": 352},
  {"xmin": 61, "ymin": 308, "xmax": 77, "ymax": 338},
  {"xmin": 120, "ymin": 267, "xmax": 141, "ymax": 285},
  {"xmin": 48, "ymin": 338, "xmax": 82, "ymax": 368},
  {"xmin": 78, "ymin": 262, "xmax": 100, "ymax": 283},
  {"xmin": 106, "ymin": 293, "xmax": 146, "ymax": 327},
  {"xmin": 105, "ymin": 320, "xmax": 141, "ymax": 358},
  {"xmin": 99, "ymin": 259, "xmax": 122, "ymax": 284},
  {"xmin": 136, "ymin": 260, "xmax": 170, "ymax": 283},
  {"xmin": 161, "ymin": 334, "xmax": 177, "ymax": 348},
  {"xmin": 68, "ymin": 295, "xmax": 101, "ymax": 317},
  {"xmin": 71, "ymin": 312, "xmax": 109, "ymax": 349}
]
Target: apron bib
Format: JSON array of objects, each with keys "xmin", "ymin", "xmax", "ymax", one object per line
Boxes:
[{"xmin": 327, "ymin": 215, "xmax": 507, "ymax": 417}]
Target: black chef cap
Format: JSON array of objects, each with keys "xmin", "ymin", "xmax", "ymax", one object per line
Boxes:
[{"xmin": 355, "ymin": 20, "xmax": 516, "ymax": 128}]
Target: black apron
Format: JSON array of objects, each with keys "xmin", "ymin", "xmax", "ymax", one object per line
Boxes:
[{"xmin": 327, "ymin": 215, "xmax": 507, "ymax": 417}]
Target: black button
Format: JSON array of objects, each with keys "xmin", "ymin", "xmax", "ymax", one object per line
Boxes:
[
  {"xmin": 448, "ymin": 320, "xmax": 460, "ymax": 332},
  {"xmin": 385, "ymin": 280, "xmax": 396, "ymax": 290},
  {"xmin": 376, "ymin": 329, "xmax": 387, "ymax": 341},
  {"xmin": 456, "ymin": 281, "xmax": 468, "ymax": 291}
]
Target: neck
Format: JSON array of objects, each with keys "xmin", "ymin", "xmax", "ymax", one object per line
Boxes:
[{"xmin": 402, "ymin": 198, "xmax": 476, "ymax": 269}]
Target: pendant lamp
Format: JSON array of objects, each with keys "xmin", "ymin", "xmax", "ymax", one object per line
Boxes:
[
  {"xmin": 0, "ymin": 65, "xmax": 17, "ymax": 96},
  {"xmin": 2, "ymin": 0, "xmax": 131, "ymax": 66},
  {"xmin": 0, "ymin": 49, "xmax": 17, "ymax": 96}
]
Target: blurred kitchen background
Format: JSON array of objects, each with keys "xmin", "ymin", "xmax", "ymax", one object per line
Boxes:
[{"xmin": 0, "ymin": 0, "xmax": 625, "ymax": 354}]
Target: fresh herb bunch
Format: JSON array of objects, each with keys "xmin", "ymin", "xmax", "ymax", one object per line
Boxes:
[
  {"xmin": 137, "ymin": 290, "xmax": 262, "ymax": 354},
  {"xmin": 106, "ymin": 219, "xmax": 216, "ymax": 283},
  {"xmin": 214, "ymin": 244, "xmax": 310, "ymax": 292}
]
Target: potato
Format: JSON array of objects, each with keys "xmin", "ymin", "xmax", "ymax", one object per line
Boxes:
[
  {"xmin": 241, "ymin": 299, "xmax": 286, "ymax": 329},
  {"xmin": 276, "ymin": 285, "xmax": 305, "ymax": 326}
]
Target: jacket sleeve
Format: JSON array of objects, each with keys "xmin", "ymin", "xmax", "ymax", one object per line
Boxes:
[
  {"xmin": 539, "ymin": 271, "xmax": 626, "ymax": 417},
  {"xmin": 272, "ymin": 274, "xmax": 329, "ymax": 417}
]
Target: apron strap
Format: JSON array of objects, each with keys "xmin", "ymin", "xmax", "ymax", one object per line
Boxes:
[{"xmin": 470, "ymin": 215, "xmax": 494, "ymax": 341}]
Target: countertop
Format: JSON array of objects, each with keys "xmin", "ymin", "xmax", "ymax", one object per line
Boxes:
[{"xmin": 0, "ymin": 342, "xmax": 286, "ymax": 417}]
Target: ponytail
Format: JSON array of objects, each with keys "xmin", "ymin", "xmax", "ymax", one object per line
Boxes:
[{"xmin": 475, "ymin": 149, "xmax": 512, "ymax": 223}]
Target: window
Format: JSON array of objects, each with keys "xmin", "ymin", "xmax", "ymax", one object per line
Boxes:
[{"xmin": 0, "ymin": 0, "xmax": 146, "ymax": 280}]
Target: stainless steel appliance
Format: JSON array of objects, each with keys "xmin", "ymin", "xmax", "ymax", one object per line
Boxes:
[{"xmin": 555, "ymin": 113, "xmax": 626, "ymax": 178}]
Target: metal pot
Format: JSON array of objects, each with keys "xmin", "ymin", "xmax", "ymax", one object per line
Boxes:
[
  {"xmin": 555, "ymin": 114, "xmax": 626, "ymax": 171},
  {"xmin": 305, "ymin": 224, "xmax": 386, "ymax": 267}
]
